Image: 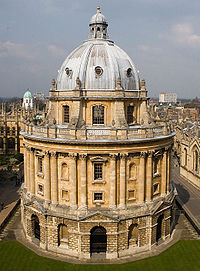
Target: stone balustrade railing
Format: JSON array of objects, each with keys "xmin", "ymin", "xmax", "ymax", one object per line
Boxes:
[{"xmin": 21, "ymin": 122, "xmax": 174, "ymax": 142}]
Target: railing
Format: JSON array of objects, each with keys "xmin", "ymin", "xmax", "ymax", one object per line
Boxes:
[{"xmin": 21, "ymin": 122, "xmax": 174, "ymax": 141}]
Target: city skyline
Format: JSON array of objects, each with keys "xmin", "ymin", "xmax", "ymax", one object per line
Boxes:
[{"xmin": 0, "ymin": 0, "xmax": 200, "ymax": 98}]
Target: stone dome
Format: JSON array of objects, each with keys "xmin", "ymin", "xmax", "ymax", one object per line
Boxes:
[
  {"xmin": 56, "ymin": 7, "xmax": 140, "ymax": 91},
  {"xmin": 90, "ymin": 6, "xmax": 107, "ymax": 25}
]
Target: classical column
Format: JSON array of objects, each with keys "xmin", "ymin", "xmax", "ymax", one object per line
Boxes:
[
  {"xmin": 146, "ymin": 151, "xmax": 153, "ymax": 201},
  {"xmin": 119, "ymin": 153, "xmax": 127, "ymax": 208},
  {"xmin": 161, "ymin": 149, "xmax": 167, "ymax": 195},
  {"xmin": 69, "ymin": 153, "xmax": 77, "ymax": 209},
  {"xmin": 26, "ymin": 147, "xmax": 31, "ymax": 193},
  {"xmin": 80, "ymin": 154, "xmax": 87, "ymax": 208},
  {"xmin": 138, "ymin": 152, "xmax": 146, "ymax": 203},
  {"xmin": 23, "ymin": 145, "xmax": 27, "ymax": 189},
  {"xmin": 51, "ymin": 151, "xmax": 58, "ymax": 204},
  {"xmin": 167, "ymin": 149, "xmax": 171, "ymax": 193},
  {"xmin": 30, "ymin": 148, "xmax": 35, "ymax": 194},
  {"xmin": 109, "ymin": 154, "xmax": 117, "ymax": 208},
  {"xmin": 44, "ymin": 151, "xmax": 51, "ymax": 202}
]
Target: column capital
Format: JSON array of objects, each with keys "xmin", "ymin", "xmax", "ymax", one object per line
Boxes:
[
  {"xmin": 109, "ymin": 153, "xmax": 118, "ymax": 160},
  {"xmin": 120, "ymin": 153, "xmax": 128, "ymax": 159},
  {"xmin": 147, "ymin": 151, "xmax": 153, "ymax": 158},
  {"xmin": 79, "ymin": 153, "xmax": 87, "ymax": 160},
  {"xmin": 44, "ymin": 150, "xmax": 50, "ymax": 157},
  {"xmin": 69, "ymin": 153, "xmax": 78, "ymax": 160},
  {"xmin": 50, "ymin": 151, "xmax": 57, "ymax": 158},
  {"xmin": 140, "ymin": 151, "xmax": 147, "ymax": 158}
]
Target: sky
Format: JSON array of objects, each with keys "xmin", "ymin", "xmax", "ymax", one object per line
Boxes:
[{"xmin": 0, "ymin": 0, "xmax": 200, "ymax": 98}]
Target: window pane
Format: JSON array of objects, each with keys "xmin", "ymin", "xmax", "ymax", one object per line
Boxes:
[
  {"xmin": 127, "ymin": 106, "xmax": 134, "ymax": 124},
  {"xmin": 63, "ymin": 105, "xmax": 69, "ymax": 123},
  {"xmin": 94, "ymin": 163, "xmax": 103, "ymax": 180},
  {"xmin": 94, "ymin": 193, "xmax": 103, "ymax": 201},
  {"xmin": 93, "ymin": 106, "xmax": 104, "ymax": 124}
]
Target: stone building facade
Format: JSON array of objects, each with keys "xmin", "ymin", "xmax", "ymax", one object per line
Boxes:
[
  {"xmin": 21, "ymin": 7, "xmax": 176, "ymax": 259},
  {"xmin": 179, "ymin": 122, "xmax": 200, "ymax": 189}
]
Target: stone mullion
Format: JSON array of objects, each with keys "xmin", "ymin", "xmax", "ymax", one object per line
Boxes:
[
  {"xmin": 70, "ymin": 153, "xmax": 77, "ymax": 208},
  {"xmin": 44, "ymin": 152, "xmax": 51, "ymax": 202},
  {"xmin": 80, "ymin": 154, "xmax": 87, "ymax": 208},
  {"xmin": 109, "ymin": 154, "xmax": 117, "ymax": 208},
  {"xmin": 30, "ymin": 148, "xmax": 35, "ymax": 194},
  {"xmin": 138, "ymin": 152, "xmax": 146, "ymax": 202},
  {"xmin": 51, "ymin": 152, "xmax": 58, "ymax": 204},
  {"xmin": 119, "ymin": 154, "xmax": 126, "ymax": 208},
  {"xmin": 161, "ymin": 150, "xmax": 167, "ymax": 195},
  {"xmin": 146, "ymin": 152, "xmax": 153, "ymax": 201}
]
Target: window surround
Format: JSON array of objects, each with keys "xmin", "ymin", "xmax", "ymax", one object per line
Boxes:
[
  {"xmin": 91, "ymin": 104, "xmax": 106, "ymax": 126},
  {"xmin": 93, "ymin": 191, "xmax": 105, "ymax": 204},
  {"xmin": 62, "ymin": 190, "xmax": 70, "ymax": 201},
  {"xmin": 63, "ymin": 104, "xmax": 70, "ymax": 124},
  {"xmin": 60, "ymin": 162, "xmax": 69, "ymax": 182},
  {"xmin": 90, "ymin": 156, "xmax": 108, "ymax": 184},
  {"xmin": 128, "ymin": 190, "xmax": 136, "ymax": 201},
  {"xmin": 37, "ymin": 183, "xmax": 44, "ymax": 196},
  {"xmin": 128, "ymin": 162, "xmax": 137, "ymax": 181}
]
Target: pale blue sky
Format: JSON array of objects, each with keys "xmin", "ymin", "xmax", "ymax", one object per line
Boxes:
[{"xmin": 0, "ymin": 0, "xmax": 200, "ymax": 98}]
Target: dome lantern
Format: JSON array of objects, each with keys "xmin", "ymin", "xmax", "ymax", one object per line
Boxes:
[{"xmin": 89, "ymin": 6, "xmax": 109, "ymax": 40}]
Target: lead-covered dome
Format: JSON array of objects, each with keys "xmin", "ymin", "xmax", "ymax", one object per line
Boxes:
[{"xmin": 56, "ymin": 7, "xmax": 140, "ymax": 91}]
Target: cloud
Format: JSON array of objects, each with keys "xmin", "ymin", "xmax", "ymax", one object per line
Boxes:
[
  {"xmin": 0, "ymin": 41, "xmax": 35, "ymax": 59},
  {"xmin": 138, "ymin": 45, "xmax": 161, "ymax": 53},
  {"xmin": 171, "ymin": 23, "xmax": 200, "ymax": 47},
  {"xmin": 47, "ymin": 45, "xmax": 66, "ymax": 56}
]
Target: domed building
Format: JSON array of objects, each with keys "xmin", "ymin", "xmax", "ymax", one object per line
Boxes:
[
  {"xmin": 23, "ymin": 89, "xmax": 33, "ymax": 110},
  {"xmin": 21, "ymin": 7, "xmax": 176, "ymax": 259}
]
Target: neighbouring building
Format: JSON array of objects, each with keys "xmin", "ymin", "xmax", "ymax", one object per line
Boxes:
[
  {"xmin": 179, "ymin": 122, "xmax": 200, "ymax": 189},
  {"xmin": 21, "ymin": 7, "xmax": 176, "ymax": 260},
  {"xmin": 159, "ymin": 92, "xmax": 177, "ymax": 104}
]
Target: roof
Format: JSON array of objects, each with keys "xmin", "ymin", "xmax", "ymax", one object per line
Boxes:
[{"xmin": 23, "ymin": 90, "xmax": 32, "ymax": 99}]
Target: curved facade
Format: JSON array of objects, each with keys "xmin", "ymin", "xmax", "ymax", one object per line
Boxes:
[{"xmin": 21, "ymin": 7, "xmax": 176, "ymax": 260}]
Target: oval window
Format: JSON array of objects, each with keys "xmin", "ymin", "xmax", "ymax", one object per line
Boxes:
[
  {"xmin": 127, "ymin": 68, "xmax": 132, "ymax": 77},
  {"xmin": 65, "ymin": 68, "xmax": 70, "ymax": 76},
  {"xmin": 95, "ymin": 66, "xmax": 103, "ymax": 76}
]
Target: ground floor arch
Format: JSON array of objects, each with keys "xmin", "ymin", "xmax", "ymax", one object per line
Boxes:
[
  {"xmin": 156, "ymin": 214, "xmax": 164, "ymax": 242},
  {"xmin": 90, "ymin": 226, "xmax": 107, "ymax": 254},
  {"xmin": 31, "ymin": 214, "xmax": 40, "ymax": 240}
]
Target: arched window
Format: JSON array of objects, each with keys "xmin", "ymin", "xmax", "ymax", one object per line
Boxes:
[
  {"xmin": 92, "ymin": 105, "xmax": 104, "ymax": 125},
  {"xmin": 156, "ymin": 214, "xmax": 164, "ymax": 242},
  {"xmin": 58, "ymin": 224, "xmax": 68, "ymax": 246},
  {"xmin": 31, "ymin": 214, "xmax": 40, "ymax": 240},
  {"xmin": 63, "ymin": 105, "xmax": 69, "ymax": 124},
  {"xmin": 194, "ymin": 150, "xmax": 199, "ymax": 172},
  {"xmin": 8, "ymin": 137, "xmax": 15, "ymax": 149},
  {"xmin": 183, "ymin": 148, "xmax": 187, "ymax": 166},
  {"xmin": 129, "ymin": 163, "xmax": 136, "ymax": 180},
  {"xmin": 0, "ymin": 127, "xmax": 3, "ymax": 135},
  {"xmin": 128, "ymin": 224, "xmax": 138, "ymax": 247},
  {"xmin": 127, "ymin": 105, "xmax": 134, "ymax": 124},
  {"xmin": 61, "ymin": 163, "xmax": 69, "ymax": 180},
  {"xmin": 154, "ymin": 157, "xmax": 160, "ymax": 175},
  {"xmin": 6, "ymin": 127, "xmax": 10, "ymax": 135}
]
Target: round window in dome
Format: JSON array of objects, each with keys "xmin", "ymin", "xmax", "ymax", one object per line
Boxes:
[
  {"xmin": 65, "ymin": 68, "xmax": 70, "ymax": 76},
  {"xmin": 95, "ymin": 66, "xmax": 103, "ymax": 77},
  {"xmin": 127, "ymin": 68, "xmax": 132, "ymax": 77}
]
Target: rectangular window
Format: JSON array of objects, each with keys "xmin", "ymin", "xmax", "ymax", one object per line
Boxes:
[
  {"xmin": 94, "ymin": 163, "xmax": 103, "ymax": 180},
  {"xmin": 0, "ymin": 127, "xmax": 4, "ymax": 135},
  {"xmin": 128, "ymin": 190, "xmax": 136, "ymax": 200},
  {"xmin": 127, "ymin": 106, "xmax": 134, "ymax": 124},
  {"xmin": 62, "ymin": 190, "xmax": 69, "ymax": 201},
  {"xmin": 63, "ymin": 105, "xmax": 69, "ymax": 123},
  {"xmin": 38, "ymin": 184, "xmax": 43, "ymax": 194},
  {"xmin": 38, "ymin": 157, "xmax": 43, "ymax": 173},
  {"xmin": 93, "ymin": 105, "xmax": 104, "ymax": 125},
  {"xmin": 94, "ymin": 192, "xmax": 103, "ymax": 201}
]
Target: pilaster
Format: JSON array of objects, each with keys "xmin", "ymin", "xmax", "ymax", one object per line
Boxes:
[
  {"xmin": 80, "ymin": 154, "xmax": 87, "ymax": 209},
  {"xmin": 146, "ymin": 151, "xmax": 153, "ymax": 201},
  {"xmin": 109, "ymin": 154, "xmax": 117, "ymax": 208},
  {"xmin": 119, "ymin": 153, "xmax": 127, "ymax": 208}
]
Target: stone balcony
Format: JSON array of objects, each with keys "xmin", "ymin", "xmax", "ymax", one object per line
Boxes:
[{"xmin": 21, "ymin": 122, "xmax": 174, "ymax": 143}]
